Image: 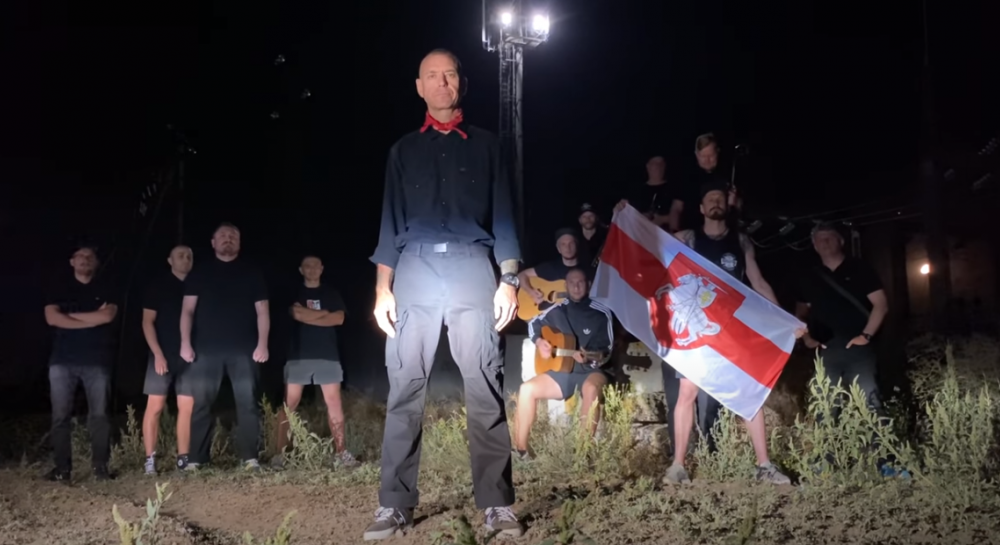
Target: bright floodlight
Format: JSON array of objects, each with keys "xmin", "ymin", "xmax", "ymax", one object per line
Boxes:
[
  {"xmin": 532, "ymin": 14, "xmax": 549, "ymax": 33},
  {"xmin": 501, "ymin": 12, "xmax": 512, "ymax": 26},
  {"xmin": 920, "ymin": 263, "xmax": 930, "ymax": 275}
]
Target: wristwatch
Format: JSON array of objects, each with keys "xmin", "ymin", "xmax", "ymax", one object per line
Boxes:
[
  {"xmin": 500, "ymin": 273, "xmax": 520, "ymax": 289},
  {"xmin": 861, "ymin": 332, "xmax": 872, "ymax": 341}
]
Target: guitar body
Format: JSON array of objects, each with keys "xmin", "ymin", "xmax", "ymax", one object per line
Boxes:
[
  {"xmin": 517, "ymin": 277, "xmax": 568, "ymax": 321},
  {"xmin": 534, "ymin": 326, "xmax": 576, "ymax": 376}
]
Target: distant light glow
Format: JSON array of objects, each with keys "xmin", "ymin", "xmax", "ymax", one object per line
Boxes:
[
  {"xmin": 500, "ymin": 12, "xmax": 512, "ymax": 26},
  {"xmin": 532, "ymin": 14, "xmax": 549, "ymax": 33},
  {"xmin": 920, "ymin": 263, "xmax": 930, "ymax": 275}
]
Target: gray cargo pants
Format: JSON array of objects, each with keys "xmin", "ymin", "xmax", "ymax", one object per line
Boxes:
[{"xmin": 378, "ymin": 243, "xmax": 514, "ymax": 510}]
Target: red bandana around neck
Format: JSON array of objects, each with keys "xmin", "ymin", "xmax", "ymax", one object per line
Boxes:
[{"xmin": 420, "ymin": 109, "xmax": 467, "ymax": 139}]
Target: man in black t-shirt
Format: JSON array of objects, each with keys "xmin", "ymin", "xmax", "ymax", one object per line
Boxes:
[
  {"xmin": 179, "ymin": 223, "xmax": 270, "ymax": 471},
  {"xmin": 518, "ymin": 228, "xmax": 590, "ymax": 298},
  {"xmin": 796, "ymin": 223, "xmax": 889, "ymax": 414},
  {"xmin": 272, "ymin": 255, "xmax": 358, "ymax": 468},
  {"xmin": 42, "ymin": 245, "xmax": 119, "ymax": 482},
  {"xmin": 140, "ymin": 245, "xmax": 194, "ymax": 475},
  {"xmin": 576, "ymin": 203, "xmax": 608, "ymax": 267},
  {"xmin": 689, "ymin": 133, "xmax": 742, "ymax": 230},
  {"xmin": 622, "ymin": 156, "xmax": 684, "ymax": 233}
]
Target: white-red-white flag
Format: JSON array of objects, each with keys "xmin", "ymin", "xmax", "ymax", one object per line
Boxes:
[{"xmin": 591, "ymin": 205, "xmax": 805, "ymax": 419}]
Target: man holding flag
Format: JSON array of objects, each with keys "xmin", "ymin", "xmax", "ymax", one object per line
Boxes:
[{"xmin": 606, "ymin": 181, "xmax": 804, "ymax": 486}]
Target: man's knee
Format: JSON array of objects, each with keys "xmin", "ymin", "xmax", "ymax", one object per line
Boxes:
[
  {"xmin": 581, "ymin": 380, "xmax": 603, "ymax": 400},
  {"xmin": 677, "ymin": 380, "xmax": 699, "ymax": 405}
]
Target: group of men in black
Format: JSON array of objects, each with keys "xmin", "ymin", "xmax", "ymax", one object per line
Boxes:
[
  {"xmin": 41, "ymin": 47, "xmax": 894, "ymax": 541},
  {"xmin": 43, "ymin": 223, "xmax": 356, "ymax": 483}
]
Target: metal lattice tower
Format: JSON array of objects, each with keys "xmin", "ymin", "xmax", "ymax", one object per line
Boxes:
[{"xmin": 483, "ymin": 0, "xmax": 549, "ymax": 242}]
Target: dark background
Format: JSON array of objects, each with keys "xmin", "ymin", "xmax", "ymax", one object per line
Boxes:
[{"xmin": 1, "ymin": 0, "xmax": 997, "ymax": 414}]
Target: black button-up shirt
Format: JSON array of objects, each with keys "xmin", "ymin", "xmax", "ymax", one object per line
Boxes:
[{"xmin": 370, "ymin": 123, "xmax": 520, "ymax": 269}]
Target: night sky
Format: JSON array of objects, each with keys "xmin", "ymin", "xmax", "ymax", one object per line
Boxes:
[{"xmin": 2, "ymin": 0, "xmax": 998, "ymax": 410}]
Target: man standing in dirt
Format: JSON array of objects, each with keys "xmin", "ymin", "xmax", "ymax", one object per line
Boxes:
[
  {"xmin": 141, "ymin": 244, "xmax": 195, "ymax": 474},
  {"xmin": 271, "ymin": 254, "xmax": 358, "ymax": 468},
  {"xmin": 366, "ymin": 49, "xmax": 522, "ymax": 540},
  {"xmin": 43, "ymin": 245, "xmax": 119, "ymax": 482},
  {"xmin": 179, "ymin": 223, "xmax": 270, "ymax": 471}
]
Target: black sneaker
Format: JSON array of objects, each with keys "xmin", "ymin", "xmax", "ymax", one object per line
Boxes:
[
  {"xmin": 93, "ymin": 465, "xmax": 114, "ymax": 481},
  {"xmin": 43, "ymin": 467, "xmax": 71, "ymax": 484},
  {"xmin": 176, "ymin": 454, "xmax": 190, "ymax": 471},
  {"xmin": 363, "ymin": 507, "xmax": 413, "ymax": 540}
]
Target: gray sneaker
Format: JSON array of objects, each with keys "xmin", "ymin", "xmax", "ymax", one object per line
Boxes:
[
  {"xmin": 756, "ymin": 463, "xmax": 791, "ymax": 484},
  {"xmin": 243, "ymin": 458, "xmax": 263, "ymax": 473},
  {"xmin": 363, "ymin": 507, "xmax": 413, "ymax": 541},
  {"xmin": 269, "ymin": 454, "xmax": 286, "ymax": 470},
  {"xmin": 335, "ymin": 450, "xmax": 361, "ymax": 468},
  {"xmin": 484, "ymin": 506, "xmax": 523, "ymax": 537},
  {"xmin": 662, "ymin": 464, "xmax": 692, "ymax": 485}
]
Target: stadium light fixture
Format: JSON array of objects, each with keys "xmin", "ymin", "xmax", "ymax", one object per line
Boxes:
[
  {"xmin": 501, "ymin": 11, "xmax": 512, "ymax": 26},
  {"xmin": 532, "ymin": 14, "xmax": 550, "ymax": 34},
  {"xmin": 920, "ymin": 263, "xmax": 930, "ymax": 275}
]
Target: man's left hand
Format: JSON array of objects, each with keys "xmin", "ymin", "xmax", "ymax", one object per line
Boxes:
[
  {"xmin": 794, "ymin": 327, "xmax": 807, "ymax": 339},
  {"xmin": 572, "ymin": 351, "xmax": 586, "ymax": 364},
  {"xmin": 494, "ymin": 283, "xmax": 518, "ymax": 331},
  {"xmin": 846, "ymin": 335, "xmax": 870, "ymax": 349},
  {"xmin": 253, "ymin": 345, "xmax": 269, "ymax": 363}
]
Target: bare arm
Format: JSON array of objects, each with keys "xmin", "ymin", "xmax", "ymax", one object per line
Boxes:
[
  {"xmin": 862, "ymin": 289, "xmax": 889, "ymax": 336},
  {"xmin": 795, "ymin": 302, "xmax": 810, "ymax": 321},
  {"xmin": 44, "ymin": 304, "xmax": 94, "ymax": 329},
  {"xmin": 69, "ymin": 304, "xmax": 118, "ymax": 325},
  {"xmin": 376, "ymin": 264, "xmax": 394, "ymax": 295},
  {"xmin": 255, "ymin": 300, "xmax": 270, "ymax": 348},
  {"xmin": 180, "ymin": 295, "xmax": 198, "ymax": 347},
  {"xmin": 673, "ymin": 229, "xmax": 695, "ymax": 248},
  {"xmin": 517, "ymin": 267, "xmax": 538, "ymax": 288},
  {"xmin": 741, "ymin": 234, "xmax": 779, "ymax": 305},
  {"xmin": 141, "ymin": 309, "xmax": 165, "ymax": 359}
]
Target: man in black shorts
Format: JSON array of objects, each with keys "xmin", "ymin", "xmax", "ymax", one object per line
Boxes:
[
  {"xmin": 272, "ymin": 255, "xmax": 358, "ymax": 468},
  {"xmin": 42, "ymin": 245, "xmax": 119, "ymax": 482},
  {"xmin": 141, "ymin": 244, "xmax": 194, "ymax": 474},
  {"xmin": 514, "ymin": 268, "xmax": 613, "ymax": 459},
  {"xmin": 180, "ymin": 222, "xmax": 270, "ymax": 471}
]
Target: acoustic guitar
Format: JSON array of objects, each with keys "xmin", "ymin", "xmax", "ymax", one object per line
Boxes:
[
  {"xmin": 516, "ymin": 277, "xmax": 568, "ymax": 321},
  {"xmin": 534, "ymin": 325, "xmax": 605, "ymax": 376}
]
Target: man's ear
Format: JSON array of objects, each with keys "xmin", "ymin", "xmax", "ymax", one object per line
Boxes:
[
  {"xmin": 460, "ymin": 76, "xmax": 469, "ymax": 99},
  {"xmin": 415, "ymin": 78, "xmax": 424, "ymax": 99}
]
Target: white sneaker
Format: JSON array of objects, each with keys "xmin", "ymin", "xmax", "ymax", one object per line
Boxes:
[{"xmin": 143, "ymin": 454, "xmax": 156, "ymax": 476}]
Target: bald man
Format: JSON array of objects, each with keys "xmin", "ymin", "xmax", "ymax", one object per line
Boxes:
[
  {"xmin": 140, "ymin": 245, "xmax": 195, "ymax": 475},
  {"xmin": 367, "ymin": 49, "xmax": 523, "ymax": 540}
]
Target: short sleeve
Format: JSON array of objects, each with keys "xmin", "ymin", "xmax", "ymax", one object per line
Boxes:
[
  {"xmin": 325, "ymin": 287, "xmax": 346, "ymax": 313},
  {"xmin": 183, "ymin": 268, "xmax": 203, "ymax": 297},
  {"xmin": 853, "ymin": 260, "xmax": 884, "ymax": 297},
  {"xmin": 45, "ymin": 279, "xmax": 66, "ymax": 307},
  {"xmin": 142, "ymin": 280, "xmax": 160, "ymax": 311},
  {"xmin": 250, "ymin": 268, "xmax": 268, "ymax": 303}
]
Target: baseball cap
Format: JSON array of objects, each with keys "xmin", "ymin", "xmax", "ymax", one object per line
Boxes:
[
  {"xmin": 810, "ymin": 222, "xmax": 844, "ymax": 238},
  {"xmin": 554, "ymin": 227, "xmax": 577, "ymax": 242},
  {"xmin": 579, "ymin": 202, "xmax": 597, "ymax": 217}
]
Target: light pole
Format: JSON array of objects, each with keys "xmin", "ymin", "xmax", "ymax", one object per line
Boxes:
[{"xmin": 483, "ymin": 0, "xmax": 549, "ymax": 242}]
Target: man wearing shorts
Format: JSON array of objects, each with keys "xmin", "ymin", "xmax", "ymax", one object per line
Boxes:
[
  {"xmin": 141, "ymin": 244, "xmax": 194, "ymax": 474},
  {"xmin": 272, "ymin": 255, "xmax": 358, "ymax": 467},
  {"xmin": 514, "ymin": 268, "xmax": 614, "ymax": 459}
]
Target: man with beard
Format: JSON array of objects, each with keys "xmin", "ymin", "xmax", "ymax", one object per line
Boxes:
[
  {"xmin": 618, "ymin": 181, "xmax": 797, "ymax": 485},
  {"xmin": 179, "ymin": 223, "xmax": 270, "ymax": 471},
  {"xmin": 43, "ymin": 245, "xmax": 119, "ymax": 482},
  {"xmin": 141, "ymin": 244, "xmax": 195, "ymax": 474},
  {"xmin": 576, "ymin": 203, "xmax": 607, "ymax": 266},
  {"xmin": 367, "ymin": 49, "xmax": 522, "ymax": 540}
]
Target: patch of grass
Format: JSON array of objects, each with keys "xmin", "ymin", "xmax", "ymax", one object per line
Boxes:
[
  {"xmin": 242, "ymin": 511, "xmax": 296, "ymax": 545},
  {"xmin": 112, "ymin": 481, "xmax": 172, "ymax": 544}
]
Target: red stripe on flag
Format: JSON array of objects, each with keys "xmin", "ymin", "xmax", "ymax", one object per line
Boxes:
[{"xmin": 602, "ymin": 224, "xmax": 787, "ymax": 388}]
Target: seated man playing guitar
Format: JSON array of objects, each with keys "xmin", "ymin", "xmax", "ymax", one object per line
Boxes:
[
  {"xmin": 516, "ymin": 228, "xmax": 592, "ymax": 321},
  {"xmin": 514, "ymin": 267, "xmax": 614, "ymax": 460}
]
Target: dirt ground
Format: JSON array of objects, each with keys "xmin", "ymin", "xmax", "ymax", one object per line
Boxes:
[{"xmin": 2, "ymin": 465, "xmax": 997, "ymax": 545}]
